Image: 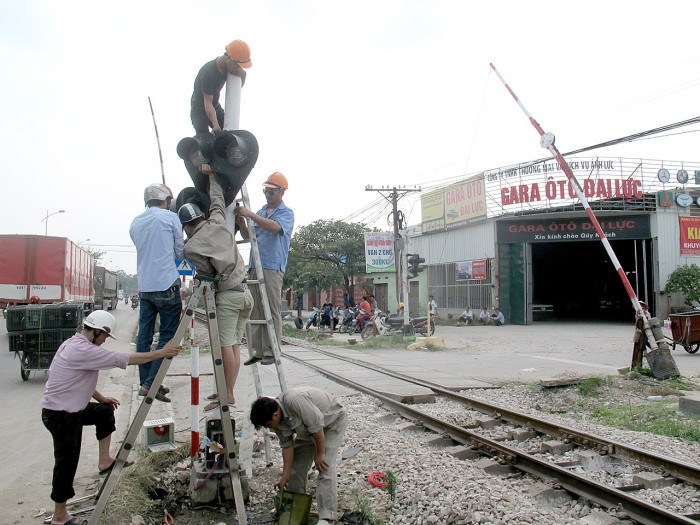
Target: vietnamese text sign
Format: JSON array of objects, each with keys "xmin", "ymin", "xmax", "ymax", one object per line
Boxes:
[
  {"xmin": 364, "ymin": 232, "xmax": 395, "ymax": 273},
  {"xmin": 421, "ymin": 176, "xmax": 486, "ymax": 233},
  {"xmin": 421, "ymin": 190, "xmax": 445, "ymax": 233},
  {"xmin": 497, "ymin": 216, "xmax": 651, "ymax": 243},
  {"xmin": 679, "ymin": 216, "xmax": 700, "ymax": 256}
]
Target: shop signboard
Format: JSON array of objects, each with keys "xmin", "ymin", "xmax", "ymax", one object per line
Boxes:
[
  {"xmin": 496, "ymin": 216, "xmax": 651, "ymax": 243},
  {"xmin": 679, "ymin": 216, "xmax": 700, "ymax": 256},
  {"xmin": 364, "ymin": 232, "xmax": 395, "ymax": 273},
  {"xmin": 421, "ymin": 176, "xmax": 487, "ymax": 233}
]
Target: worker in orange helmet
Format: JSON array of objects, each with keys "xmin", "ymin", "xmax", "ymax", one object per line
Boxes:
[
  {"xmin": 235, "ymin": 172, "xmax": 295, "ymax": 366},
  {"xmin": 190, "ymin": 39, "xmax": 252, "ymax": 139}
]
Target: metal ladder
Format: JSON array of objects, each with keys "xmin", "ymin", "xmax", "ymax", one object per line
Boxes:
[
  {"xmin": 87, "ymin": 278, "xmax": 247, "ymax": 525},
  {"xmin": 237, "ymin": 182, "xmax": 288, "ymax": 392},
  {"xmin": 236, "ymin": 182, "xmax": 288, "ymax": 467}
]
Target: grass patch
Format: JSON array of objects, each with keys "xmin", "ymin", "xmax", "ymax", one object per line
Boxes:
[
  {"xmin": 356, "ymin": 494, "xmax": 386, "ymax": 525},
  {"xmin": 591, "ymin": 402, "xmax": 700, "ymax": 442},
  {"xmin": 384, "ymin": 470, "xmax": 397, "ymax": 502},
  {"xmin": 104, "ymin": 444, "xmax": 189, "ymax": 524},
  {"xmin": 577, "ymin": 377, "xmax": 605, "ymax": 397},
  {"xmin": 664, "ymin": 376, "xmax": 698, "ymax": 392}
]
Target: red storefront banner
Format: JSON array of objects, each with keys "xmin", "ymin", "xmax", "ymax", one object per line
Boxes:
[{"xmin": 679, "ymin": 216, "xmax": 700, "ymax": 256}]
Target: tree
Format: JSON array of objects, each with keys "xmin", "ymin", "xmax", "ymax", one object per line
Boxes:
[
  {"xmin": 85, "ymin": 247, "xmax": 106, "ymax": 265},
  {"xmin": 665, "ymin": 264, "xmax": 700, "ymax": 307},
  {"xmin": 114, "ymin": 269, "xmax": 139, "ymax": 296},
  {"xmin": 284, "ymin": 219, "xmax": 373, "ymax": 294}
]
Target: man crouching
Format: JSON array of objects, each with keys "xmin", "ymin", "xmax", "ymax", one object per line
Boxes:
[{"xmin": 250, "ymin": 387, "xmax": 348, "ymax": 525}]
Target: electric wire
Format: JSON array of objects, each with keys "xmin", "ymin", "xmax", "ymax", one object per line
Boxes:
[{"xmin": 344, "ymin": 115, "xmax": 700, "ymax": 230}]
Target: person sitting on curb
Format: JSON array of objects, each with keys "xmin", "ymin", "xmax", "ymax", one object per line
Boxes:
[
  {"xmin": 456, "ymin": 307, "xmax": 473, "ymax": 326},
  {"xmin": 41, "ymin": 311, "xmax": 181, "ymax": 525},
  {"xmin": 478, "ymin": 307, "xmax": 492, "ymax": 325},
  {"xmin": 492, "ymin": 307, "xmax": 505, "ymax": 326}
]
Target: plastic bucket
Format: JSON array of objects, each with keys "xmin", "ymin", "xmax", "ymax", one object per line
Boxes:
[{"xmin": 275, "ymin": 490, "xmax": 311, "ymax": 525}]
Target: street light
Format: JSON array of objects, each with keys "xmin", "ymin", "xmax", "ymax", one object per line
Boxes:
[
  {"xmin": 42, "ymin": 209, "xmax": 65, "ymax": 235},
  {"xmin": 78, "ymin": 238, "xmax": 91, "ymax": 246}
]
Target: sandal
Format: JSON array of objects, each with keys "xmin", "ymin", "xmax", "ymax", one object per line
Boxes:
[
  {"xmin": 204, "ymin": 400, "xmax": 221, "ymax": 411},
  {"xmin": 206, "ymin": 393, "xmax": 219, "ymax": 400}
]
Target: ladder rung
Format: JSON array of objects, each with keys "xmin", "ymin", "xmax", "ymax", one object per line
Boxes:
[
  {"xmin": 236, "ymin": 239, "xmax": 251, "ymax": 245},
  {"xmin": 247, "ymin": 319, "xmax": 269, "ymax": 325}
]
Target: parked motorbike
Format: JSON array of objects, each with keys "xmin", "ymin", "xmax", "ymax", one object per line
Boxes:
[
  {"xmin": 337, "ymin": 307, "xmax": 360, "ymax": 335},
  {"xmin": 361, "ymin": 311, "xmax": 436, "ymax": 340},
  {"xmin": 130, "ymin": 296, "xmax": 139, "ymax": 309}
]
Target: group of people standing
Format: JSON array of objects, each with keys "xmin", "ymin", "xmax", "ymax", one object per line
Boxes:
[{"xmin": 41, "ymin": 40, "xmax": 344, "ymax": 525}]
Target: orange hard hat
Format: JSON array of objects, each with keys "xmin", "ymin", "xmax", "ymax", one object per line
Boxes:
[
  {"xmin": 225, "ymin": 40, "xmax": 252, "ymax": 68},
  {"xmin": 263, "ymin": 172, "xmax": 288, "ymax": 190}
]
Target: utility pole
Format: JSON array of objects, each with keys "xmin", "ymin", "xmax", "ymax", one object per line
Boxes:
[{"xmin": 365, "ymin": 186, "xmax": 421, "ymax": 308}]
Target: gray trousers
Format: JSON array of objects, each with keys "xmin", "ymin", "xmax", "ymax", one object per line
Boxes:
[
  {"xmin": 286, "ymin": 413, "xmax": 348, "ymax": 521},
  {"xmin": 248, "ymin": 268, "xmax": 283, "ymax": 358}
]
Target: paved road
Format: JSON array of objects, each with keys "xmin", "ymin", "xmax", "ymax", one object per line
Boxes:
[
  {"xmin": 0, "ymin": 305, "xmax": 140, "ymax": 525},
  {"xmin": 2, "ymin": 309, "xmax": 697, "ymax": 525}
]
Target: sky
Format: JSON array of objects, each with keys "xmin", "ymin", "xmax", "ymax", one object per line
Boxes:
[{"xmin": 2, "ymin": 0, "xmax": 700, "ymax": 274}]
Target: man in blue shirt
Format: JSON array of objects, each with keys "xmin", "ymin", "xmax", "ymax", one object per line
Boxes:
[
  {"xmin": 235, "ymin": 172, "xmax": 294, "ymax": 365},
  {"xmin": 129, "ymin": 183, "xmax": 185, "ymax": 401}
]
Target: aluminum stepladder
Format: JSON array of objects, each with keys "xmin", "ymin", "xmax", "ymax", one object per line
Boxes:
[
  {"xmin": 236, "ymin": 182, "xmax": 288, "ymax": 466},
  {"xmin": 88, "ymin": 277, "xmax": 247, "ymax": 525}
]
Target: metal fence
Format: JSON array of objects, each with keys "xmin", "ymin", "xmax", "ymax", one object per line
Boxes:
[{"xmin": 427, "ymin": 260, "xmax": 494, "ymax": 311}]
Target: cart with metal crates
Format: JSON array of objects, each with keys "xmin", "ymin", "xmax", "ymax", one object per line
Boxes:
[
  {"xmin": 668, "ymin": 311, "xmax": 700, "ymax": 354},
  {"xmin": 6, "ymin": 303, "xmax": 84, "ymax": 380}
]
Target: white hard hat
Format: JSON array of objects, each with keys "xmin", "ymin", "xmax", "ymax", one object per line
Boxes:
[
  {"xmin": 144, "ymin": 183, "xmax": 173, "ymax": 205},
  {"xmin": 84, "ymin": 310, "xmax": 117, "ymax": 339}
]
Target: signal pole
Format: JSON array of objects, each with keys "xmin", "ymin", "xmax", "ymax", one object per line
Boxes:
[{"xmin": 365, "ymin": 186, "xmax": 421, "ymax": 308}]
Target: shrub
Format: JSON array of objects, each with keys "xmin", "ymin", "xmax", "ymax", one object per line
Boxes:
[{"xmin": 665, "ymin": 264, "xmax": 700, "ymax": 307}]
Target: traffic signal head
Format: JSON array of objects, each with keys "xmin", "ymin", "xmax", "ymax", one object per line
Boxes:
[
  {"xmin": 177, "ymin": 136, "xmax": 215, "ymax": 203},
  {"xmin": 407, "ymin": 253, "xmax": 426, "ymax": 278},
  {"xmin": 177, "ymin": 130, "xmax": 259, "ymax": 210},
  {"xmin": 211, "ymin": 130, "xmax": 259, "ymax": 206}
]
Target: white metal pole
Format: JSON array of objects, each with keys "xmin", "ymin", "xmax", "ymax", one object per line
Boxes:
[
  {"xmin": 223, "ymin": 74, "xmax": 241, "ymax": 131},
  {"xmin": 224, "ymin": 74, "xmax": 242, "ymax": 233}
]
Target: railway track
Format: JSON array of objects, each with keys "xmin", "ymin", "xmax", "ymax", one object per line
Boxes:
[
  {"xmin": 192, "ymin": 313, "xmax": 700, "ymax": 524},
  {"xmin": 281, "ymin": 341, "xmax": 700, "ymax": 525}
]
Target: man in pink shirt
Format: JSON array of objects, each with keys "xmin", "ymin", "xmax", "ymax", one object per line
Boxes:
[{"xmin": 41, "ymin": 311, "xmax": 181, "ymax": 525}]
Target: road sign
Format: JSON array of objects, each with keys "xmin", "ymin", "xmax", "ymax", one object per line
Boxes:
[{"xmin": 175, "ymin": 258, "xmax": 194, "ymax": 276}]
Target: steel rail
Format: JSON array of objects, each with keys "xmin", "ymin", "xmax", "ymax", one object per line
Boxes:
[
  {"xmin": 278, "ymin": 346, "xmax": 699, "ymax": 525},
  {"xmin": 285, "ymin": 344, "xmax": 700, "ymax": 486}
]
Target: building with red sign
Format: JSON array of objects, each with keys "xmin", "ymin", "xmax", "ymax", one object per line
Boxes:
[{"xmin": 399, "ymin": 156, "xmax": 700, "ymax": 324}]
